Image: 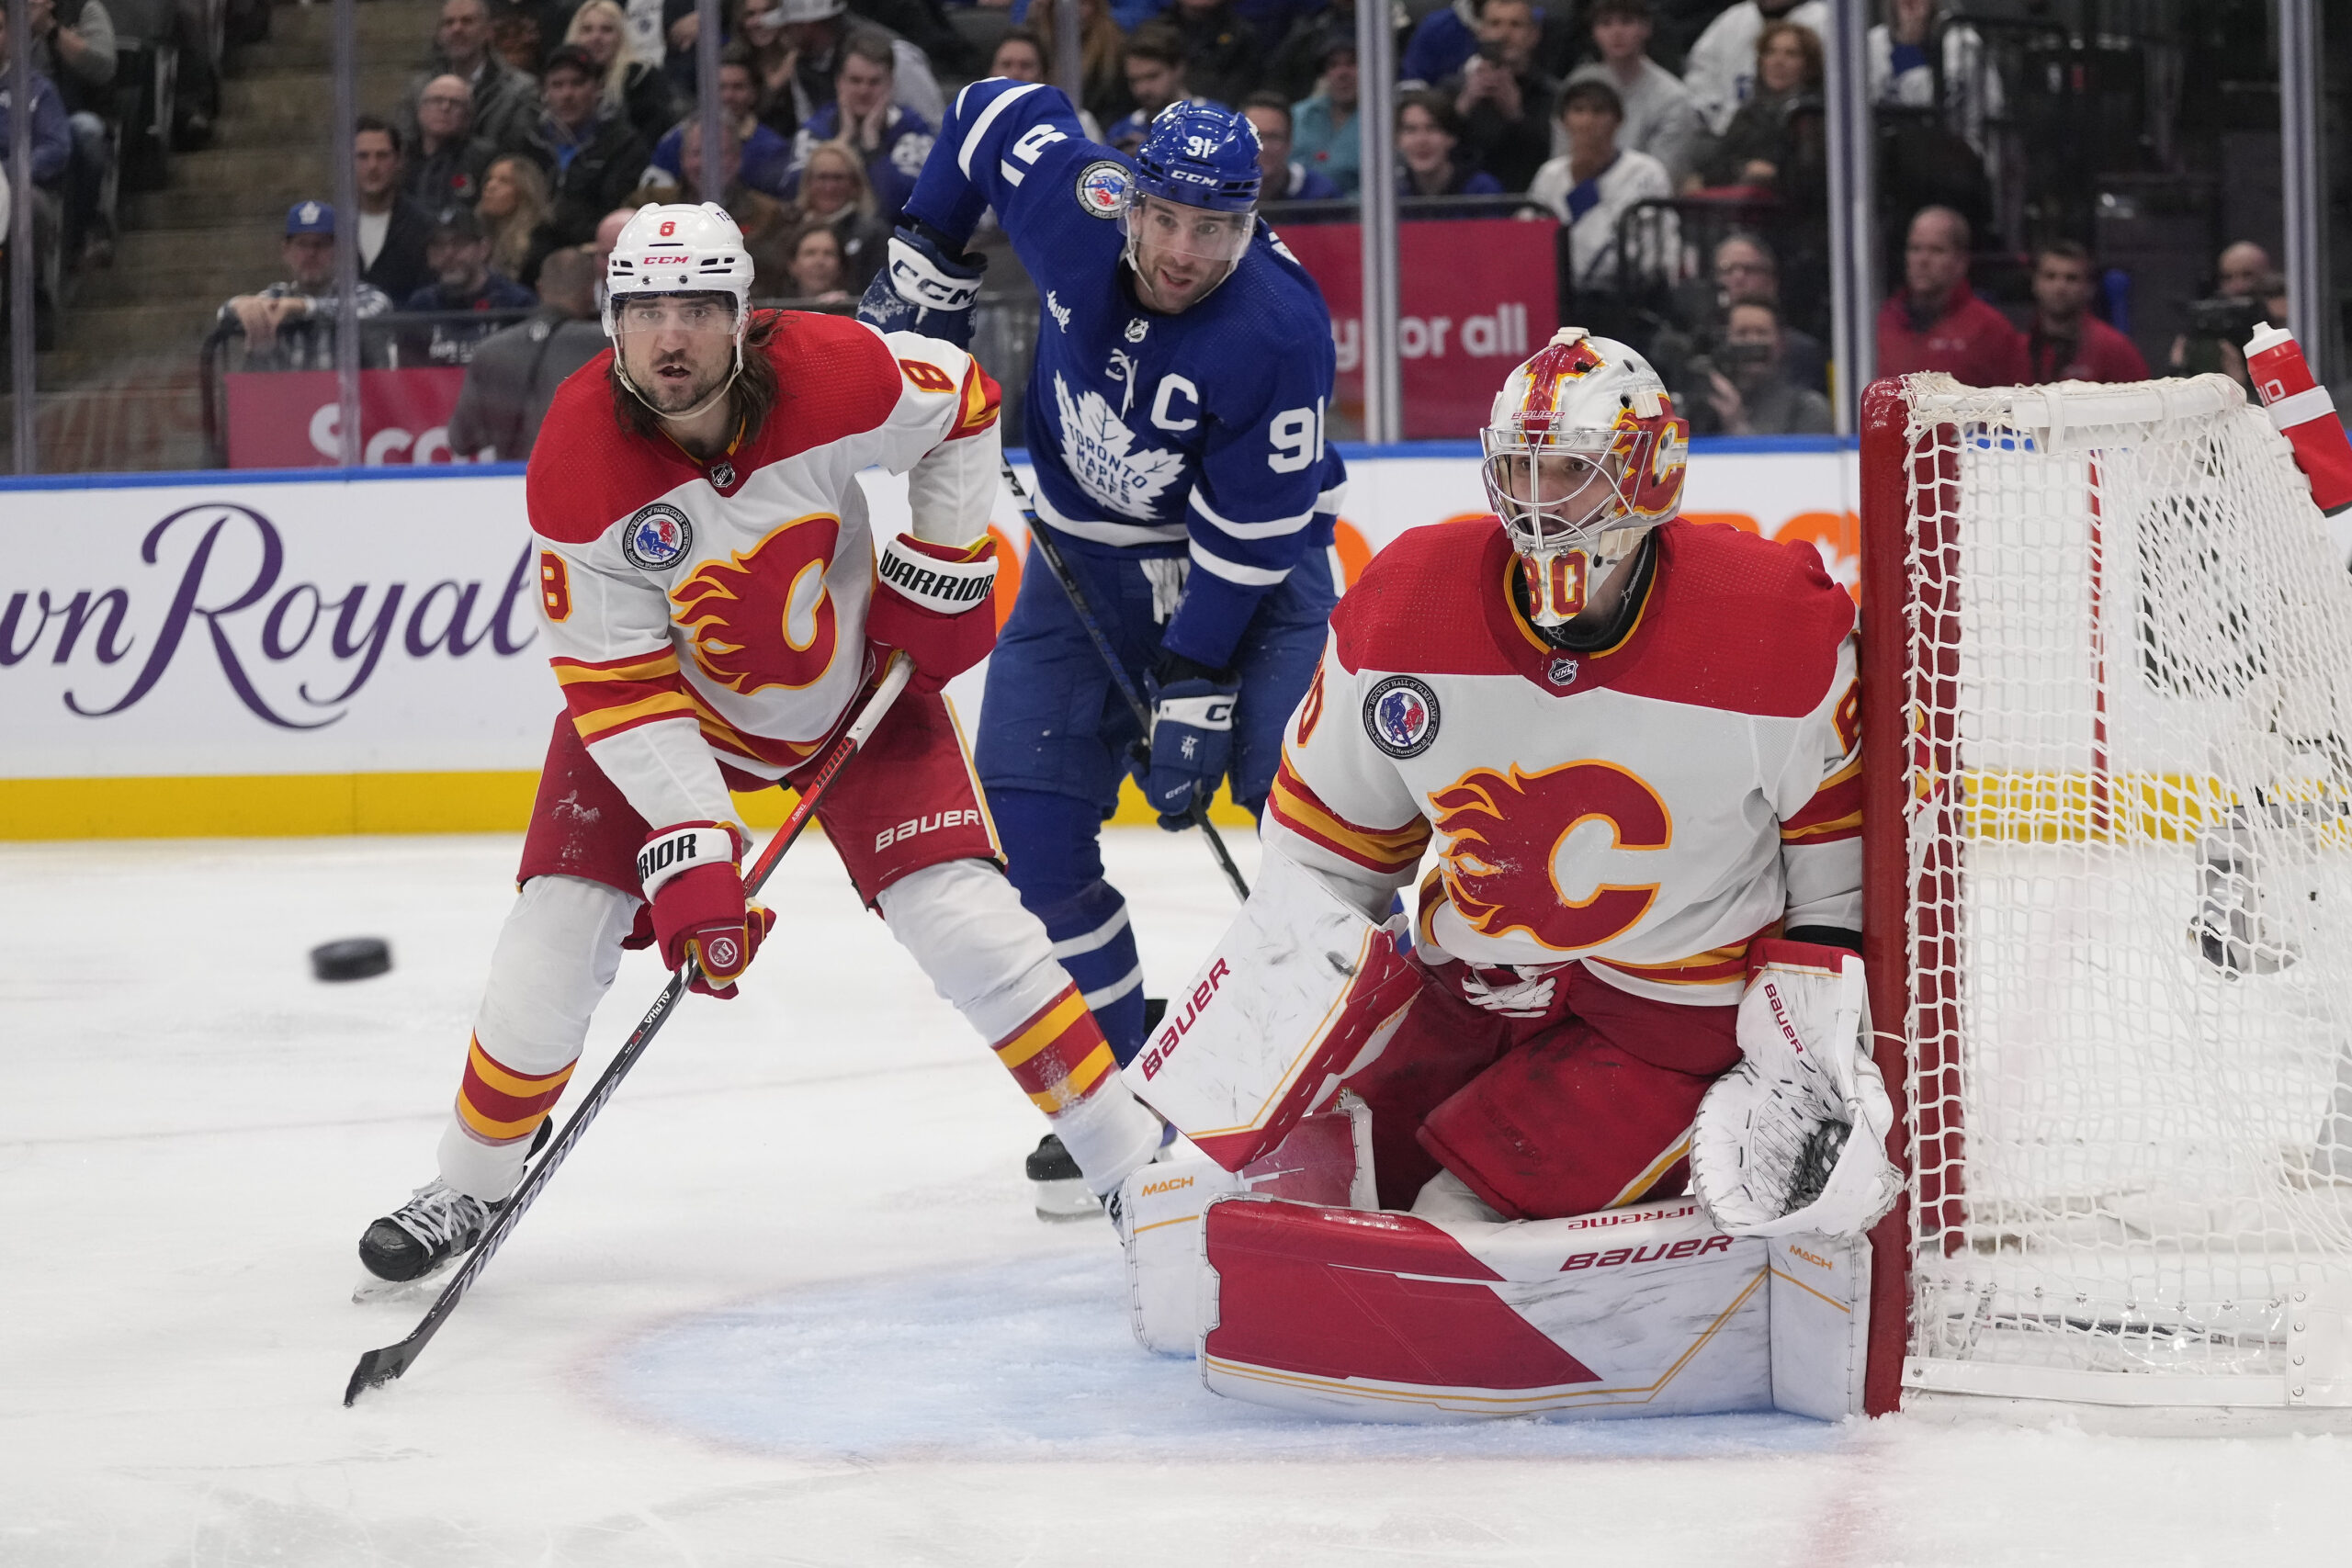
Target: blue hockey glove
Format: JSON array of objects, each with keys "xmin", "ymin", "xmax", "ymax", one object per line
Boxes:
[
  {"xmin": 856, "ymin": 222, "xmax": 987, "ymax": 349},
  {"xmin": 1136, "ymin": 661, "xmax": 1239, "ymax": 829}
]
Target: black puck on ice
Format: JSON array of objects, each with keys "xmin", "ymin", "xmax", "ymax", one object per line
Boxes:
[{"xmin": 311, "ymin": 937, "xmax": 392, "ymax": 983}]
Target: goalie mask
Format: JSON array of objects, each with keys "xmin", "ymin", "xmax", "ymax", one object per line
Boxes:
[
  {"xmin": 605, "ymin": 202, "xmax": 757, "ymax": 421},
  {"xmin": 1481, "ymin": 328, "xmax": 1687, "ymax": 626}
]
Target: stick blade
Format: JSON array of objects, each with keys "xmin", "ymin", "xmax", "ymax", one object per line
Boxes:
[{"xmin": 344, "ymin": 1336, "xmax": 422, "ymax": 1406}]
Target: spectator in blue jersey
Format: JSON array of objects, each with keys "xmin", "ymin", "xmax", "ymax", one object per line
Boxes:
[
  {"xmin": 1105, "ymin": 24, "xmax": 1212, "ymax": 152},
  {"xmin": 1288, "ymin": 35, "xmax": 1361, "ymax": 196},
  {"xmin": 1243, "ymin": 93, "xmax": 1339, "ymax": 201},
  {"xmin": 859, "ymin": 87, "xmax": 1347, "ymax": 1202},
  {"xmin": 786, "ymin": 29, "xmax": 933, "ymax": 221},
  {"xmin": 645, "ymin": 47, "xmax": 796, "ymax": 197},
  {"xmin": 1396, "ymin": 90, "xmax": 1501, "ymax": 200},
  {"xmin": 399, "ymin": 208, "xmax": 537, "ymax": 366}
]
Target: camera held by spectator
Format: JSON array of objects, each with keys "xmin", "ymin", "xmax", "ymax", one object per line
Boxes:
[{"xmin": 1687, "ymin": 298, "xmax": 1831, "ymax": 435}]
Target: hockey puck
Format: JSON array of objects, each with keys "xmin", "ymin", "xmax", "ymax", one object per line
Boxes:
[{"xmin": 311, "ymin": 937, "xmax": 392, "ymax": 983}]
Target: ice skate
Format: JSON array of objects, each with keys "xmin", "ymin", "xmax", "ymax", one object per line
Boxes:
[
  {"xmin": 353, "ymin": 1181, "xmax": 502, "ymax": 1303},
  {"xmin": 1026, "ymin": 1133, "xmax": 1096, "ymax": 1222}
]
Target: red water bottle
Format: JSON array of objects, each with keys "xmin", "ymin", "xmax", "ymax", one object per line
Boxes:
[{"xmin": 2244, "ymin": 321, "xmax": 2352, "ymax": 516}]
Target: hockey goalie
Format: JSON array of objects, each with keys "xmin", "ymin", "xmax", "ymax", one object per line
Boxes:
[{"xmin": 1118, "ymin": 330, "xmax": 1901, "ymax": 1421}]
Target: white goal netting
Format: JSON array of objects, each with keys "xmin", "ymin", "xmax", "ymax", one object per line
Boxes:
[{"xmin": 1886, "ymin": 373, "xmax": 2352, "ymax": 1408}]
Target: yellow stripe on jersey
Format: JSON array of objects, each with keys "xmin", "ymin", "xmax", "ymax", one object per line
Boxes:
[
  {"xmin": 571, "ymin": 689, "xmax": 699, "ymax": 739},
  {"xmin": 552, "ymin": 651, "xmax": 682, "ymax": 686}
]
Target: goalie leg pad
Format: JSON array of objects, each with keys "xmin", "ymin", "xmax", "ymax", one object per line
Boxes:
[
  {"xmin": 1200, "ymin": 1193, "xmax": 1774, "ymax": 1423},
  {"xmin": 1411, "ymin": 971, "xmax": 1740, "ymax": 1221}
]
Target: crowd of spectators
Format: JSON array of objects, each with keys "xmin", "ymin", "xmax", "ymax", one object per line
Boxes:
[{"xmin": 187, "ymin": 0, "xmax": 2283, "ymax": 452}]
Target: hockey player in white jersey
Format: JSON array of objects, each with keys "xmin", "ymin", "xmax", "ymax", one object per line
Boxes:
[
  {"xmin": 353, "ymin": 204, "xmax": 1164, "ymax": 1284},
  {"xmin": 1213, "ymin": 327, "xmax": 1872, "ymax": 1223}
]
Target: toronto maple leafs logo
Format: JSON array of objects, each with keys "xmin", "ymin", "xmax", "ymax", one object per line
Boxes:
[{"xmin": 1053, "ymin": 373, "xmax": 1186, "ymax": 520}]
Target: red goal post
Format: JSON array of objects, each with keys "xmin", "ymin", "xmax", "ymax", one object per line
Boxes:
[{"xmin": 1857, "ymin": 371, "xmax": 2352, "ymax": 1427}]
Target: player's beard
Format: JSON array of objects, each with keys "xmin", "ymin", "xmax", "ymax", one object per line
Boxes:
[{"xmin": 622, "ymin": 338, "xmax": 733, "ymax": 417}]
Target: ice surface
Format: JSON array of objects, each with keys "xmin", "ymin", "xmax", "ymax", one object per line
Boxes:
[{"xmin": 4, "ymin": 829, "xmax": 2349, "ymax": 1566}]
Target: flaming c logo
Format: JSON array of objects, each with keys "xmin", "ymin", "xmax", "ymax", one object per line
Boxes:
[
  {"xmin": 1429, "ymin": 761, "xmax": 1671, "ymax": 952},
  {"xmin": 670, "ymin": 513, "xmax": 842, "ymax": 694}
]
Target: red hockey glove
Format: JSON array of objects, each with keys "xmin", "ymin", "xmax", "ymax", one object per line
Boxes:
[
  {"xmin": 865, "ymin": 533, "xmax": 999, "ymax": 694},
  {"xmin": 637, "ymin": 822, "xmax": 774, "ymax": 998}
]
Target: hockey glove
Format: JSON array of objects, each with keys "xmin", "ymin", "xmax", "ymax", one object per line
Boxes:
[
  {"xmin": 856, "ymin": 222, "xmax": 987, "ymax": 350},
  {"xmin": 865, "ymin": 533, "xmax": 1000, "ymax": 694},
  {"xmin": 1136, "ymin": 657, "xmax": 1239, "ymax": 829},
  {"xmin": 638, "ymin": 822, "xmax": 775, "ymax": 998}
]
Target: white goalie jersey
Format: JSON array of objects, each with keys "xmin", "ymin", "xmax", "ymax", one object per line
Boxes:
[{"xmin": 1263, "ymin": 516, "xmax": 1862, "ymax": 1006}]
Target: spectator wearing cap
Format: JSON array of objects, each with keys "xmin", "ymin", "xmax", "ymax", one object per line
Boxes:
[
  {"xmin": 645, "ymin": 46, "xmax": 794, "ymax": 199},
  {"xmin": 399, "ymin": 208, "xmax": 537, "ymax": 367},
  {"xmin": 447, "ymin": 244, "xmax": 607, "ymax": 459},
  {"xmin": 1395, "ymin": 90, "xmax": 1501, "ymax": 203},
  {"xmin": 1288, "ymin": 34, "xmax": 1361, "ymax": 196},
  {"xmin": 785, "ymin": 29, "xmax": 933, "ymax": 222},
  {"xmin": 216, "ymin": 201, "xmax": 395, "ymax": 371},
  {"xmin": 1243, "ymin": 93, "xmax": 1339, "ymax": 201},
  {"xmin": 522, "ymin": 44, "xmax": 653, "ymax": 282},
  {"xmin": 2026, "ymin": 240, "xmax": 2147, "ymax": 385},
  {"xmin": 353, "ymin": 116, "xmax": 439, "ymax": 304},
  {"xmin": 1565, "ymin": 0, "xmax": 1706, "ymax": 186},
  {"xmin": 1877, "ymin": 205, "xmax": 2027, "ymax": 387},
  {"xmin": 1525, "ymin": 79, "xmax": 1672, "ymax": 289},
  {"xmin": 404, "ymin": 75, "xmax": 498, "ymax": 212},
  {"xmin": 401, "ymin": 0, "xmax": 541, "ymax": 155}
]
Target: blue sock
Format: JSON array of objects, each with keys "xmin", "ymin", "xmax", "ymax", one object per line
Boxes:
[{"xmin": 988, "ymin": 787, "xmax": 1148, "ymax": 1064}]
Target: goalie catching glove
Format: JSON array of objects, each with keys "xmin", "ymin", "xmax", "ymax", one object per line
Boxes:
[
  {"xmin": 866, "ymin": 533, "xmax": 1000, "ymax": 694},
  {"xmin": 1690, "ymin": 940, "xmax": 1901, "ymax": 1237},
  {"xmin": 638, "ymin": 823, "xmax": 775, "ymax": 998}
]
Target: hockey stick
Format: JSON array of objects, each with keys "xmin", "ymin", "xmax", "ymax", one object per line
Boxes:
[
  {"xmin": 343, "ymin": 653, "xmax": 918, "ymax": 1406},
  {"xmin": 999, "ymin": 461, "xmax": 1250, "ymax": 902}
]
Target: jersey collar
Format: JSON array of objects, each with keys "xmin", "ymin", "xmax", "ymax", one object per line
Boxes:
[{"xmin": 1482, "ymin": 523, "xmax": 1664, "ymax": 696}]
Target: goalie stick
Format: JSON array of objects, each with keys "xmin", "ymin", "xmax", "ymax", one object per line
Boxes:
[
  {"xmin": 343, "ymin": 653, "xmax": 917, "ymax": 1406},
  {"xmin": 998, "ymin": 459, "xmax": 1250, "ymax": 903}
]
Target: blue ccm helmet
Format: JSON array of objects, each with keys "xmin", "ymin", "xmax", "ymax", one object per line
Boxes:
[{"xmin": 1124, "ymin": 102, "xmax": 1262, "ymax": 307}]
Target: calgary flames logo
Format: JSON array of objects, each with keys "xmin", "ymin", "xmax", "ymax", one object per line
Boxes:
[
  {"xmin": 670, "ymin": 513, "xmax": 842, "ymax": 694},
  {"xmin": 1429, "ymin": 761, "xmax": 1671, "ymax": 952}
]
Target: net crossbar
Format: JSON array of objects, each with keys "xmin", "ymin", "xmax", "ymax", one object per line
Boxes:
[{"xmin": 1861, "ymin": 373, "xmax": 2352, "ymax": 1416}]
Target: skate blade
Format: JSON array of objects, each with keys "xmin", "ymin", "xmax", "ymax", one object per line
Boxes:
[
  {"xmin": 1033, "ymin": 1175, "xmax": 1102, "ymax": 1223},
  {"xmin": 351, "ymin": 1257, "xmax": 458, "ymax": 1304}
]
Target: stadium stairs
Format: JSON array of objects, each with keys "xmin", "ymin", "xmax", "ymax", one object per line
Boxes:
[{"xmin": 8, "ymin": 0, "xmax": 434, "ymax": 473}]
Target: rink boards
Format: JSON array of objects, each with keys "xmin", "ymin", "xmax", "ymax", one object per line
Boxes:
[{"xmin": 0, "ymin": 440, "xmax": 1851, "ymax": 839}]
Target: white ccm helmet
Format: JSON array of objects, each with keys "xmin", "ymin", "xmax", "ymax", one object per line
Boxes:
[
  {"xmin": 604, "ymin": 202, "xmax": 758, "ymax": 419},
  {"xmin": 1481, "ymin": 327, "xmax": 1688, "ymax": 626}
]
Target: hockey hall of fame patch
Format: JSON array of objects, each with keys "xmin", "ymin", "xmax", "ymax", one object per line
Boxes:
[
  {"xmin": 1075, "ymin": 160, "xmax": 1128, "ymax": 220},
  {"xmin": 622, "ymin": 502, "xmax": 694, "ymax": 570},
  {"xmin": 1364, "ymin": 675, "xmax": 1441, "ymax": 759}
]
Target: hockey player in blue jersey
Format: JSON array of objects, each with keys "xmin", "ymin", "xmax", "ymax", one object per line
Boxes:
[{"xmin": 861, "ymin": 82, "xmax": 1345, "ymax": 1209}]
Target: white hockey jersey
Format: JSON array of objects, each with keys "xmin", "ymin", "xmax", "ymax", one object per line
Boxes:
[
  {"xmin": 526, "ymin": 310, "xmax": 1001, "ymax": 832},
  {"xmin": 1263, "ymin": 517, "xmax": 1861, "ymax": 1007}
]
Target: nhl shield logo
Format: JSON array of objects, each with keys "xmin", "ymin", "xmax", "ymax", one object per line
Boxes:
[
  {"xmin": 1075, "ymin": 160, "xmax": 1128, "ymax": 220},
  {"xmin": 1547, "ymin": 656, "xmax": 1579, "ymax": 686},
  {"xmin": 709, "ymin": 461, "xmax": 736, "ymax": 490},
  {"xmin": 1364, "ymin": 675, "xmax": 1441, "ymax": 759},
  {"xmin": 622, "ymin": 503, "xmax": 694, "ymax": 570}
]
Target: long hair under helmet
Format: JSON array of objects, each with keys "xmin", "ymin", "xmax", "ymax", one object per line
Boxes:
[
  {"xmin": 1122, "ymin": 101, "xmax": 1261, "ymax": 304},
  {"xmin": 605, "ymin": 202, "xmax": 757, "ymax": 421},
  {"xmin": 1481, "ymin": 327, "xmax": 1688, "ymax": 626}
]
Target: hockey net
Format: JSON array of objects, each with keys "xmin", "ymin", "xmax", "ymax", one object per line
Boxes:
[{"xmin": 1860, "ymin": 372, "xmax": 2352, "ymax": 1418}]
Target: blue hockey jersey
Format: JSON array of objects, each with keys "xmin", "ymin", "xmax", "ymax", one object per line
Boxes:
[{"xmin": 903, "ymin": 80, "xmax": 1347, "ymax": 669}]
